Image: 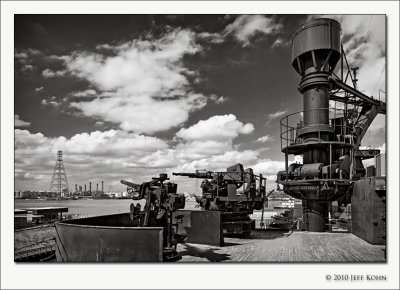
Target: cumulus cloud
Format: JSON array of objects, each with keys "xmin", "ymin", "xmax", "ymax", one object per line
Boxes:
[
  {"xmin": 223, "ymin": 15, "xmax": 283, "ymax": 47},
  {"xmin": 15, "ymin": 49, "xmax": 42, "ymax": 73},
  {"xmin": 265, "ymin": 109, "xmax": 288, "ymax": 125},
  {"xmin": 198, "ymin": 32, "xmax": 225, "ymax": 44},
  {"xmin": 95, "ymin": 121, "xmax": 105, "ymax": 127},
  {"xmin": 251, "ymin": 159, "xmax": 285, "ymax": 180},
  {"xmin": 210, "ymin": 95, "xmax": 228, "ymax": 104},
  {"xmin": 15, "ymin": 115, "xmax": 31, "ymax": 127},
  {"xmin": 256, "ymin": 134, "xmax": 274, "ymax": 142},
  {"xmin": 42, "ymin": 68, "xmax": 67, "ymax": 78},
  {"xmin": 14, "ymin": 115, "xmax": 262, "ymax": 191},
  {"xmin": 268, "ymin": 110, "xmax": 288, "ymax": 120},
  {"xmin": 41, "ymin": 99, "xmax": 59, "ymax": 107},
  {"xmin": 14, "ymin": 51, "xmax": 28, "ymax": 60},
  {"xmin": 174, "ymin": 114, "xmax": 255, "ymax": 162},
  {"xmin": 176, "ymin": 114, "xmax": 254, "ymax": 142},
  {"xmin": 35, "ymin": 87, "xmax": 44, "ymax": 92},
  {"xmin": 72, "ymin": 89, "xmax": 97, "ymax": 97},
  {"xmin": 14, "ymin": 48, "xmax": 41, "ymax": 62},
  {"xmin": 271, "ymin": 37, "xmax": 290, "ymax": 48},
  {"xmin": 250, "ymin": 157, "xmax": 298, "ymax": 188},
  {"xmin": 15, "ymin": 129, "xmax": 168, "ymax": 157},
  {"xmin": 14, "ymin": 129, "xmax": 171, "ymax": 189},
  {"xmin": 54, "ymin": 28, "xmax": 219, "ymax": 134}
]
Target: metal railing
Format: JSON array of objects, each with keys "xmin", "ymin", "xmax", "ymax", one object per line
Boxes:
[
  {"xmin": 14, "ymin": 240, "xmax": 55, "ymax": 261},
  {"xmin": 280, "ymin": 107, "xmax": 355, "ymax": 150}
]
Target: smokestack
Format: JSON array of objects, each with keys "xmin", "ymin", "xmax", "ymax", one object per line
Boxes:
[
  {"xmin": 84, "ymin": 184, "xmax": 86, "ymax": 192},
  {"xmin": 89, "ymin": 182, "xmax": 92, "ymax": 193},
  {"xmin": 277, "ymin": 18, "xmax": 352, "ymax": 232},
  {"xmin": 101, "ymin": 181, "xmax": 104, "ymax": 193},
  {"xmin": 75, "ymin": 184, "xmax": 78, "ymax": 192},
  {"xmin": 96, "ymin": 183, "xmax": 99, "ymax": 193}
]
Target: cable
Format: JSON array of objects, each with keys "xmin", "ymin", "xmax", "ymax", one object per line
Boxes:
[
  {"xmin": 357, "ymin": 15, "xmax": 373, "ymax": 68},
  {"xmin": 372, "ymin": 64, "xmax": 386, "ymax": 97}
]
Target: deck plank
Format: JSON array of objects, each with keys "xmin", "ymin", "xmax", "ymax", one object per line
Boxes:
[{"xmin": 177, "ymin": 232, "xmax": 385, "ymax": 262}]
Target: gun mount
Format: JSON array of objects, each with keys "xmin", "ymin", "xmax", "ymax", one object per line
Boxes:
[
  {"xmin": 173, "ymin": 163, "xmax": 266, "ymax": 235},
  {"xmin": 121, "ymin": 173, "xmax": 186, "ymax": 261}
]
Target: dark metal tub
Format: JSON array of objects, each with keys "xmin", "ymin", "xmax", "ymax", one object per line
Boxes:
[{"xmin": 55, "ymin": 213, "xmax": 163, "ymax": 262}]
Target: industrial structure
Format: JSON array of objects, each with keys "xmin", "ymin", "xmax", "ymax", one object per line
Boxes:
[
  {"xmin": 276, "ymin": 18, "xmax": 386, "ymax": 233},
  {"xmin": 49, "ymin": 150, "xmax": 69, "ymax": 197}
]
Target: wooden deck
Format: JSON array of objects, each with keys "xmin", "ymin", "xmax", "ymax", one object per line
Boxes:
[{"xmin": 177, "ymin": 231, "xmax": 386, "ymax": 262}]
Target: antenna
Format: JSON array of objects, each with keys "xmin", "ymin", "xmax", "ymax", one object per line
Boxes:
[{"xmin": 49, "ymin": 150, "xmax": 69, "ymax": 197}]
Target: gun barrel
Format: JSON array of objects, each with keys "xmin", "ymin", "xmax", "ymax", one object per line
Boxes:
[
  {"xmin": 120, "ymin": 180, "xmax": 140, "ymax": 188},
  {"xmin": 172, "ymin": 172, "xmax": 212, "ymax": 178}
]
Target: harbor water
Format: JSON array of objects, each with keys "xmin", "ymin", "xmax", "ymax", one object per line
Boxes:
[{"xmin": 15, "ymin": 198, "xmax": 285, "ymax": 224}]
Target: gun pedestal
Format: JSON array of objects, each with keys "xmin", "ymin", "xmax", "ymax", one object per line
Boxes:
[
  {"xmin": 121, "ymin": 174, "xmax": 186, "ymax": 261},
  {"xmin": 173, "ymin": 163, "xmax": 267, "ymax": 236}
]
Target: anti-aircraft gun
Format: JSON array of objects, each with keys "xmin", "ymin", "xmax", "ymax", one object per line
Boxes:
[
  {"xmin": 173, "ymin": 163, "xmax": 266, "ymax": 235},
  {"xmin": 121, "ymin": 173, "xmax": 186, "ymax": 261}
]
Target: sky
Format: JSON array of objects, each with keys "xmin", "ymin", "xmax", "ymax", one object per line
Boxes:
[{"xmin": 14, "ymin": 14, "xmax": 386, "ymax": 193}]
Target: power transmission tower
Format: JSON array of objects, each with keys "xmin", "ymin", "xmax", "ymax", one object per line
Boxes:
[{"xmin": 49, "ymin": 150, "xmax": 69, "ymax": 197}]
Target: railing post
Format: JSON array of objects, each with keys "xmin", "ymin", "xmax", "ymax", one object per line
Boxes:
[
  {"xmin": 286, "ymin": 116, "xmax": 289, "ymax": 149},
  {"xmin": 285, "ymin": 151, "xmax": 288, "ymax": 181},
  {"xmin": 329, "ymin": 143, "xmax": 332, "ymax": 179}
]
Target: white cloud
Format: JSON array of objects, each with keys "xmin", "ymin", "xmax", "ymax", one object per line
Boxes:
[
  {"xmin": 256, "ymin": 134, "xmax": 274, "ymax": 142},
  {"xmin": 250, "ymin": 157, "xmax": 298, "ymax": 189},
  {"xmin": 176, "ymin": 114, "xmax": 254, "ymax": 142},
  {"xmin": 367, "ymin": 114, "xmax": 386, "ymax": 133},
  {"xmin": 14, "ymin": 51, "xmax": 28, "ymax": 60},
  {"xmin": 42, "ymin": 68, "xmax": 67, "ymax": 78},
  {"xmin": 23, "ymin": 64, "xmax": 34, "ymax": 71},
  {"xmin": 271, "ymin": 37, "xmax": 289, "ymax": 48},
  {"xmin": 223, "ymin": 15, "xmax": 283, "ymax": 47},
  {"xmin": 173, "ymin": 114, "xmax": 255, "ymax": 163},
  {"xmin": 57, "ymin": 28, "xmax": 216, "ymax": 134},
  {"xmin": 251, "ymin": 158, "xmax": 285, "ymax": 178},
  {"xmin": 14, "ymin": 115, "xmax": 31, "ymax": 127},
  {"xmin": 14, "ymin": 129, "xmax": 171, "ymax": 191},
  {"xmin": 72, "ymin": 89, "xmax": 97, "ymax": 97},
  {"xmin": 268, "ymin": 110, "xmax": 288, "ymax": 120},
  {"xmin": 265, "ymin": 109, "xmax": 288, "ymax": 125},
  {"xmin": 14, "ymin": 48, "xmax": 40, "ymax": 60},
  {"xmin": 14, "ymin": 114, "xmax": 264, "ymax": 192},
  {"xmin": 210, "ymin": 95, "xmax": 228, "ymax": 104},
  {"xmin": 41, "ymin": 99, "xmax": 59, "ymax": 107},
  {"xmin": 198, "ymin": 32, "xmax": 225, "ymax": 44},
  {"xmin": 35, "ymin": 87, "xmax": 44, "ymax": 92}
]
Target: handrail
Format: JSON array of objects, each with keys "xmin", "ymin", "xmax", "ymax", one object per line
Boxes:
[{"xmin": 279, "ymin": 107, "xmax": 355, "ymax": 150}]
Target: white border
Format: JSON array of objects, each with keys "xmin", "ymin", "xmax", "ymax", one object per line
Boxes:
[{"xmin": 1, "ymin": 1, "xmax": 399, "ymax": 289}]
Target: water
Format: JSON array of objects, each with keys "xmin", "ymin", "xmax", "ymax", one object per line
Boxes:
[
  {"xmin": 14, "ymin": 198, "xmax": 282, "ymax": 222},
  {"xmin": 15, "ymin": 199, "xmax": 138, "ymax": 218},
  {"xmin": 14, "ymin": 199, "xmax": 199, "ymax": 218}
]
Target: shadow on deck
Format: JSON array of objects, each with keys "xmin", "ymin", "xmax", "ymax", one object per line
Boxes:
[{"xmin": 179, "ymin": 243, "xmax": 231, "ymax": 262}]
